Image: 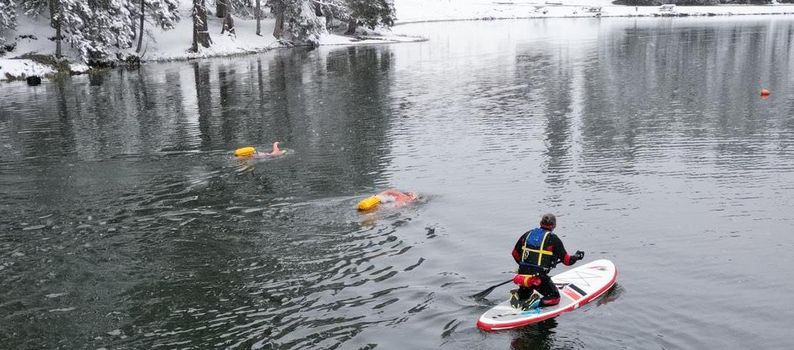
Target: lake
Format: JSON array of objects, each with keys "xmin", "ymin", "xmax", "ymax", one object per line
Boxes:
[{"xmin": 2, "ymin": 16, "xmax": 794, "ymax": 349}]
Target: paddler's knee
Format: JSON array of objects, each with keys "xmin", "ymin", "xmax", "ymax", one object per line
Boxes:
[{"xmin": 512, "ymin": 274, "xmax": 541, "ymax": 287}]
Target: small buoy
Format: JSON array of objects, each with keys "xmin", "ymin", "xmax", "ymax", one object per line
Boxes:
[
  {"xmin": 26, "ymin": 76, "xmax": 42, "ymax": 86},
  {"xmin": 357, "ymin": 196, "xmax": 381, "ymax": 211},
  {"xmin": 760, "ymin": 88, "xmax": 770, "ymax": 97},
  {"xmin": 234, "ymin": 146, "xmax": 256, "ymax": 157}
]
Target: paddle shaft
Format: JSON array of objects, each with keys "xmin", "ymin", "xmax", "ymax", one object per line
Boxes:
[
  {"xmin": 471, "ymin": 279, "xmax": 513, "ymax": 300},
  {"xmin": 472, "ymin": 258, "xmax": 563, "ymax": 299}
]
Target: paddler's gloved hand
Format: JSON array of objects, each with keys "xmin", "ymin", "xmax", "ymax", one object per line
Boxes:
[
  {"xmin": 569, "ymin": 250, "xmax": 585, "ymax": 263},
  {"xmin": 575, "ymin": 250, "xmax": 585, "ymax": 260}
]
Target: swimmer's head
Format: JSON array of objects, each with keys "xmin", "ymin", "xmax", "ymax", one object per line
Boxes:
[{"xmin": 271, "ymin": 142, "xmax": 286, "ymax": 155}]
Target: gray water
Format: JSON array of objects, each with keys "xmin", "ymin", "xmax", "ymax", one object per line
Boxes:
[{"xmin": 2, "ymin": 16, "xmax": 794, "ymax": 349}]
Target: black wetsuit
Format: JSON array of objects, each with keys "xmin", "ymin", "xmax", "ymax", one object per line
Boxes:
[{"xmin": 511, "ymin": 228, "xmax": 577, "ymax": 307}]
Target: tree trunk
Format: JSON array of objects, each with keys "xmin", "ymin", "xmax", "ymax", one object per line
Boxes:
[
  {"xmin": 221, "ymin": 1, "xmax": 234, "ymax": 35},
  {"xmin": 55, "ymin": 21, "xmax": 62, "ymax": 58},
  {"xmin": 325, "ymin": 10, "xmax": 333, "ymax": 29},
  {"xmin": 200, "ymin": 1, "xmax": 211, "ymax": 47},
  {"xmin": 314, "ymin": 2, "xmax": 322, "ymax": 16},
  {"xmin": 49, "ymin": 0, "xmax": 62, "ymax": 58},
  {"xmin": 255, "ymin": 0, "xmax": 261, "ymax": 36},
  {"xmin": 345, "ymin": 19, "xmax": 357, "ymax": 35},
  {"xmin": 216, "ymin": 0, "xmax": 226, "ymax": 18},
  {"xmin": 136, "ymin": 0, "xmax": 145, "ymax": 52},
  {"xmin": 192, "ymin": 0, "xmax": 212, "ymax": 52},
  {"xmin": 221, "ymin": 12, "xmax": 234, "ymax": 35},
  {"xmin": 192, "ymin": 0, "xmax": 199, "ymax": 51},
  {"xmin": 272, "ymin": 2, "xmax": 284, "ymax": 39}
]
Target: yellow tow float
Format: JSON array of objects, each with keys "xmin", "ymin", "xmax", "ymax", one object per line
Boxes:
[
  {"xmin": 357, "ymin": 196, "xmax": 381, "ymax": 211},
  {"xmin": 234, "ymin": 146, "xmax": 256, "ymax": 157}
]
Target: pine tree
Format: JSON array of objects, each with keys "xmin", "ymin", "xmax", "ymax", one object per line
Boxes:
[
  {"xmin": 311, "ymin": 0, "xmax": 395, "ymax": 34},
  {"xmin": 0, "ymin": 0, "xmax": 16, "ymax": 52},
  {"xmin": 268, "ymin": 0, "xmax": 323, "ymax": 45},
  {"xmin": 344, "ymin": 0, "xmax": 395, "ymax": 34},
  {"xmin": 147, "ymin": 0, "xmax": 179, "ymax": 30},
  {"xmin": 285, "ymin": 0, "xmax": 324, "ymax": 45},
  {"xmin": 21, "ymin": 0, "xmax": 48, "ymax": 17},
  {"xmin": 0, "ymin": 0, "xmax": 15, "ymax": 31},
  {"xmin": 54, "ymin": 0, "xmax": 137, "ymax": 61},
  {"xmin": 315, "ymin": 0, "xmax": 347, "ymax": 30},
  {"xmin": 14, "ymin": 0, "xmax": 140, "ymax": 61}
]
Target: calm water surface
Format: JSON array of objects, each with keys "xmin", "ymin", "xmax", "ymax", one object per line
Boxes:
[{"xmin": 2, "ymin": 16, "xmax": 794, "ymax": 349}]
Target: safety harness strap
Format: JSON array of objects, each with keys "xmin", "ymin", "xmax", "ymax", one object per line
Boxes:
[{"xmin": 521, "ymin": 229, "xmax": 553, "ymax": 264}]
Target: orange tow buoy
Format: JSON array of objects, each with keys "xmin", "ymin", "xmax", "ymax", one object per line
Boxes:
[{"xmin": 760, "ymin": 88, "xmax": 770, "ymax": 97}]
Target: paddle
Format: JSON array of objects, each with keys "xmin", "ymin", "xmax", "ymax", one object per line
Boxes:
[{"xmin": 471, "ymin": 279, "xmax": 513, "ymax": 300}]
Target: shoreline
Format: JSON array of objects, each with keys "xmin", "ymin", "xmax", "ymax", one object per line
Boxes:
[
  {"xmin": 393, "ymin": 9, "xmax": 794, "ymax": 26},
  {"xmin": 4, "ymin": 2, "xmax": 794, "ymax": 84},
  {"xmin": 393, "ymin": 2, "xmax": 794, "ymax": 25},
  {"xmin": 1, "ymin": 25, "xmax": 425, "ymax": 84}
]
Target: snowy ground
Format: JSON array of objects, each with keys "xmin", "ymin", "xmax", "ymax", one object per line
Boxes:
[
  {"xmin": 4, "ymin": 0, "xmax": 794, "ymax": 82},
  {"xmin": 0, "ymin": 1, "xmax": 420, "ymax": 82},
  {"xmin": 0, "ymin": 58, "xmax": 54, "ymax": 81}
]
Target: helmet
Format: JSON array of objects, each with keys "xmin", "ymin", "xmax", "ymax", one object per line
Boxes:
[{"xmin": 540, "ymin": 213, "xmax": 556, "ymax": 229}]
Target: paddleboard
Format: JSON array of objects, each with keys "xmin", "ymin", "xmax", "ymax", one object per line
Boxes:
[{"xmin": 477, "ymin": 259, "xmax": 617, "ymax": 331}]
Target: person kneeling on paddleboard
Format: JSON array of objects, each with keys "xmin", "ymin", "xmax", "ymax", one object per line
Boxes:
[{"xmin": 510, "ymin": 213, "xmax": 585, "ymax": 310}]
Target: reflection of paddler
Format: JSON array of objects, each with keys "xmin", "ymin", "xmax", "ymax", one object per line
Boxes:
[
  {"xmin": 234, "ymin": 142, "xmax": 287, "ymax": 158},
  {"xmin": 358, "ymin": 189, "xmax": 418, "ymax": 211}
]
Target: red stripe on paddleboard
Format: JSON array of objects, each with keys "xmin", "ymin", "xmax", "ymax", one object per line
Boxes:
[
  {"xmin": 476, "ymin": 266, "xmax": 618, "ymax": 331},
  {"xmin": 563, "ymin": 288, "xmax": 582, "ymax": 301}
]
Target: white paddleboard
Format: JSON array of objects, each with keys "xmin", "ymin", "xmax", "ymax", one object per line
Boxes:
[{"xmin": 477, "ymin": 259, "xmax": 617, "ymax": 331}]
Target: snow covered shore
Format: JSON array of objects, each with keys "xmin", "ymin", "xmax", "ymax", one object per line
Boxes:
[
  {"xmin": 0, "ymin": 2, "xmax": 418, "ymax": 83},
  {"xmin": 4, "ymin": 0, "xmax": 794, "ymax": 83}
]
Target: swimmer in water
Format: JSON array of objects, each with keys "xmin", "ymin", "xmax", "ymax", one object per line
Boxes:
[
  {"xmin": 235, "ymin": 142, "xmax": 287, "ymax": 158},
  {"xmin": 255, "ymin": 142, "xmax": 286, "ymax": 158},
  {"xmin": 377, "ymin": 189, "xmax": 417, "ymax": 206},
  {"xmin": 358, "ymin": 189, "xmax": 417, "ymax": 211}
]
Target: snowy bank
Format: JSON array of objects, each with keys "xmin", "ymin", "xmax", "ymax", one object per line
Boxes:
[
  {"xmin": 4, "ymin": 0, "xmax": 793, "ymax": 83},
  {"xmin": 0, "ymin": 58, "xmax": 54, "ymax": 81},
  {"xmin": 0, "ymin": 1, "xmax": 422, "ymax": 82},
  {"xmin": 393, "ymin": 0, "xmax": 794, "ymax": 24},
  {"xmin": 143, "ymin": 13, "xmax": 421, "ymax": 62}
]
